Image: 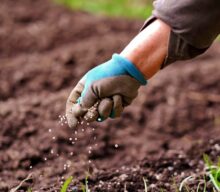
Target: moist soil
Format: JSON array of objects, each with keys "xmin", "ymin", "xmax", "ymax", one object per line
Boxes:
[{"xmin": 0, "ymin": 0, "xmax": 220, "ymax": 191}]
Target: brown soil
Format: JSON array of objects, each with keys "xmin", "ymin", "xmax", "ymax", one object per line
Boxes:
[{"xmin": 0, "ymin": 0, "xmax": 220, "ymax": 191}]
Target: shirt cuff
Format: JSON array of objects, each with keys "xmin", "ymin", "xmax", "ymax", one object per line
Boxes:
[{"xmin": 140, "ymin": 16, "xmax": 209, "ymax": 68}]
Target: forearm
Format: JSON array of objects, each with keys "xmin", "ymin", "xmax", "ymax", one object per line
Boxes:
[
  {"xmin": 122, "ymin": 0, "xmax": 220, "ymax": 77},
  {"xmin": 140, "ymin": 0, "xmax": 220, "ymax": 68},
  {"xmin": 120, "ymin": 19, "xmax": 170, "ymax": 79}
]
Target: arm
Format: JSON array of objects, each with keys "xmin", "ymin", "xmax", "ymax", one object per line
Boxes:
[
  {"xmin": 121, "ymin": 19, "xmax": 170, "ymax": 79},
  {"xmin": 66, "ymin": 20, "xmax": 170, "ymax": 127},
  {"xmin": 147, "ymin": 0, "xmax": 220, "ymax": 67},
  {"xmin": 66, "ymin": 0, "xmax": 220, "ymax": 127},
  {"xmin": 123, "ymin": 0, "xmax": 220, "ymax": 77}
]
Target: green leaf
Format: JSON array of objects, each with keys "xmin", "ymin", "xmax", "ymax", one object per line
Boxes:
[
  {"xmin": 217, "ymin": 156, "xmax": 220, "ymax": 167},
  {"xmin": 204, "ymin": 154, "xmax": 220, "ymax": 191},
  {"xmin": 203, "ymin": 175, "xmax": 207, "ymax": 192},
  {"xmin": 210, "ymin": 172, "xmax": 220, "ymax": 191},
  {"xmin": 60, "ymin": 176, "xmax": 73, "ymax": 192},
  {"xmin": 203, "ymin": 154, "xmax": 213, "ymax": 168},
  {"xmin": 81, "ymin": 184, "xmax": 86, "ymax": 192}
]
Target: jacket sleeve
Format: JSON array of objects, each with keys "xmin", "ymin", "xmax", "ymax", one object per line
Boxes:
[{"xmin": 141, "ymin": 0, "xmax": 220, "ymax": 68}]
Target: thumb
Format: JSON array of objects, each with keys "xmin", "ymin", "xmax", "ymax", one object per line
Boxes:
[
  {"xmin": 66, "ymin": 79, "xmax": 87, "ymax": 128},
  {"xmin": 78, "ymin": 85, "xmax": 100, "ymax": 122}
]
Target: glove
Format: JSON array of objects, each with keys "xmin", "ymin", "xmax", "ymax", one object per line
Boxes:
[{"xmin": 66, "ymin": 54, "xmax": 147, "ymax": 128}]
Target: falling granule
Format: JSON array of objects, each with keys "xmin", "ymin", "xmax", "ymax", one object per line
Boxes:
[
  {"xmin": 74, "ymin": 138, "xmax": 78, "ymax": 141},
  {"xmin": 29, "ymin": 166, "xmax": 32, "ymax": 169},
  {"xmin": 87, "ymin": 123, "xmax": 90, "ymax": 126},
  {"xmin": 72, "ymin": 142, "xmax": 75, "ymax": 145},
  {"xmin": 97, "ymin": 117, "xmax": 102, "ymax": 122},
  {"xmin": 69, "ymin": 138, "xmax": 73, "ymax": 141},
  {"xmin": 70, "ymin": 152, "xmax": 73, "ymax": 156},
  {"xmin": 48, "ymin": 129, "xmax": 52, "ymax": 133},
  {"xmin": 52, "ymin": 136, "xmax": 56, "ymax": 140},
  {"xmin": 50, "ymin": 149, "xmax": 54, "ymax": 154},
  {"xmin": 88, "ymin": 160, "xmax": 91, "ymax": 164},
  {"xmin": 95, "ymin": 143, "xmax": 98, "ymax": 146},
  {"xmin": 88, "ymin": 146, "xmax": 92, "ymax": 154},
  {"xmin": 44, "ymin": 157, "xmax": 47, "ymax": 161},
  {"xmin": 115, "ymin": 144, "xmax": 119, "ymax": 148},
  {"xmin": 93, "ymin": 136, "xmax": 96, "ymax": 140},
  {"xmin": 58, "ymin": 114, "xmax": 68, "ymax": 126},
  {"xmin": 81, "ymin": 129, "xmax": 85, "ymax": 132},
  {"xmin": 74, "ymin": 131, "xmax": 78, "ymax": 134}
]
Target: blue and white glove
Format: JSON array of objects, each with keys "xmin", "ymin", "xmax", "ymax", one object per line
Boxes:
[{"xmin": 66, "ymin": 54, "xmax": 147, "ymax": 128}]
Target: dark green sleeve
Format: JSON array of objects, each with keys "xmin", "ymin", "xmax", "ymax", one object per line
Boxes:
[{"xmin": 141, "ymin": 0, "xmax": 220, "ymax": 67}]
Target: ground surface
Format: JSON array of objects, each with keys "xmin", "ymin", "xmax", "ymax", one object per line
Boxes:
[{"xmin": 0, "ymin": 0, "xmax": 220, "ymax": 191}]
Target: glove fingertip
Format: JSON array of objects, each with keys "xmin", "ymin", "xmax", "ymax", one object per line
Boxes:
[{"xmin": 67, "ymin": 116, "xmax": 78, "ymax": 128}]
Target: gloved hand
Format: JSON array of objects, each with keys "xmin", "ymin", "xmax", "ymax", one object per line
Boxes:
[{"xmin": 66, "ymin": 54, "xmax": 147, "ymax": 128}]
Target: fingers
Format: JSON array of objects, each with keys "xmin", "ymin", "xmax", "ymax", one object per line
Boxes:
[
  {"xmin": 111, "ymin": 95, "xmax": 123, "ymax": 118},
  {"xmin": 66, "ymin": 103, "xmax": 87, "ymax": 128},
  {"xmin": 97, "ymin": 95, "xmax": 123, "ymax": 120},
  {"xmin": 98, "ymin": 98, "xmax": 113, "ymax": 120},
  {"xmin": 80, "ymin": 86, "xmax": 99, "ymax": 109},
  {"xmin": 66, "ymin": 80, "xmax": 87, "ymax": 128},
  {"xmin": 67, "ymin": 80, "xmax": 85, "ymax": 105}
]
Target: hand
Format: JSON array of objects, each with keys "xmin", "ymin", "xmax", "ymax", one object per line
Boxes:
[{"xmin": 66, "ymin": 54, "xmax": 146, "ymax": 128}]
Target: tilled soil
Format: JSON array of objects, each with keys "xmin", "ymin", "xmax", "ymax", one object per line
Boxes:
[{"xmin": 0, "ymin": 0, "xmax": 220, "ymax": 191}]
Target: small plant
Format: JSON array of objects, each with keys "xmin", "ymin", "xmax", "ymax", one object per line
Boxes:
[
  {"xmin": 81, "ymin": 174, "xmax": 90, "ymax": 192},
  {"xmin": 172, "ymin": 177, "xmax": 180, "ymax": 192},
  {"xmin": 58, "ymin": 155, "xmax": 220, "ymax": 192},
  {"xmin": 10, "ymin": 173, "xmax": 32, "ymax": 192},
  {"xmin": 203, "ymin": 154, "xmax": 220, "ymax": 191},
  {"xmin": 60, "ymin": 176, "xmax": 73, "ymax": 192},
  {"xmin": 179, "ymin": 175, "xmax": 194, "ymax": 191},
  {"xmin": 143, "ymin": 177, "xmax": 148, "ymax": 192}
]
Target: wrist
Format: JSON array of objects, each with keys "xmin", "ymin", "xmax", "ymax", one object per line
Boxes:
[
  {"xmin": 120, "ymin": 19, "xmax": 170, "ymax": 79},
  {"xmin": 112, "ymin": 54, "xmax": 147, "ymax": 85}
]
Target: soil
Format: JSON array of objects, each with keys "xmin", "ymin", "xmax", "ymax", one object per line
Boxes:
[{"xmin": 0, "ymin": 0, "xmax": 220, "ymax": 191}]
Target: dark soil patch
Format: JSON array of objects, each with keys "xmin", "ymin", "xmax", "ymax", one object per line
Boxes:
[{"xmin": 0, "ymin": 0, "xmax": 220, "ymax": 191}]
